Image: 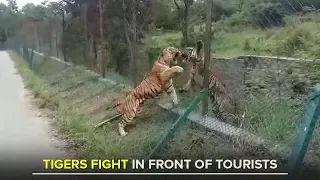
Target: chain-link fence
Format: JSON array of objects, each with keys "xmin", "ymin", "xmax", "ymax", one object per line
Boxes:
[
  {"xmin": 5, "ymin": 0, "xmax": 320, "ymax": 175},
  {"xmin": 176, "ymin": 0, "xmax": 320, "ymax": 174}
]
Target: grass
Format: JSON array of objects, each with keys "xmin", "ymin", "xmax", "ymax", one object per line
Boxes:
[
  {"xmin": 8, "ymin": 11, "xmax": 320, "ymax": 171},
  {"xmin": 8, "ymin": 50, "xmax": 178, "ymax": 159},
  {"xmin": 240, "ymin": 94, "xmax": 304, "ymax": 147},
  {"xmin": 145, "ymin": 13, "xmax": 320, "ymax": 61},
  {"xmin": 8, "ymin": 49, "xmax": 289, "ymax": 166},
  {"xmin": 213, "ymin": 20, "xmax": 320, "ymax": 59},
  {"xmin": 144, "ymin": 14, "xmax": 320, "ymax": 159}
]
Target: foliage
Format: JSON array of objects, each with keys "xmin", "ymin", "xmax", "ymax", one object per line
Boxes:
[
  {"xmin": 242, "ymin": 93, "xmax": 303, "ymax": 145},
  {"xmin": 3, "ymin": 0, "xmax": 320, "ymax": 72},
  {"xmin": 5, "ymin": 0, "xmax": 320, "ymax": 165},
  {"xmin": 152, "ymin": 0, "xmax": 180, "ymax": 30},
  {"xmin": 143, "ymin": 32, "xmax": 182, "ymax": 64}
]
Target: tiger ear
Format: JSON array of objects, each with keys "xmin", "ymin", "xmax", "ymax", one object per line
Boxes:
[
  {"xmin": 181, "ymin": 52, "xmax": 188, "ymax": 58},
  {"xmin": 196, "ymin": 40, "xmax": 204, "ymax": 53},
  {"xmin": 161, "ymin": 49, "xmax": 168, "ymax": 58},
  {"xmin": 181, "ymin": 52, "xmax": 188, "ymax": 63},
  {"xmin": 174, "ymin": 51, "xmax": 180, "ymax": 58},
  {"xmin": 161, "ymin": 51, "xmax": 165, "ymax": 57}
]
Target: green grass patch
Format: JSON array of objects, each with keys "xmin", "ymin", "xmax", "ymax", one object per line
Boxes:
[
  {"xmin": 9, "ymin": 49, "xmax": 318, "ymax": 164},
  {"xmin": 150, "ymin": 13, "xmax": 320, "ymax": 60},
  {"xmin": 8, "ymin": 50, "xmax": 184, "ymax": 159},
  {"xmin": 241, "ymin": 93, "xmax": 304, "ymax": 147}
]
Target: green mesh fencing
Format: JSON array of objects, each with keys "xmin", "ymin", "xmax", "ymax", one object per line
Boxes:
[
  {"xmin": 6, "ymin": 9, "xmax": 320, "ymax": 174},
  {"xmin": 5, "ymin": 43, "xmax": 204, "ymax": 162}
]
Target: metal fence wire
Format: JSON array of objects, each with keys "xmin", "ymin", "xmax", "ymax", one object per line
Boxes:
[{"xmin": 5, "ymin": 0, "xmax": 320, "ymax": 175}]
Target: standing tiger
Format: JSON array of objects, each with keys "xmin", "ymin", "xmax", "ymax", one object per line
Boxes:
[
  {"xmin": 180, "ymin": 40, "xmax": 236, "ymax": 119},
  {"xmin": 97, "ymin": 47, "xmax": 188, "ymax": 136}
]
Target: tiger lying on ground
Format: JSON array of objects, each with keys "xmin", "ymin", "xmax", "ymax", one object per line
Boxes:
[
  {"xmin": 98, "ymin": 47, "xmax": 188, "ymax": 136},
  {"xmin": 180, "ymin": 40, "xmax": 236, "ymax": 119}
]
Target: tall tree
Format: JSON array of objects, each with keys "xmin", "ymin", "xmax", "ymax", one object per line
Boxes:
[
  {"xmin": 122, "ymin": 0, "xmax": 139, "ymax": 85},
  {"xmin": 98, "ymin": 0, "xmax": 106, "ymax": 77},
  {"xmin": 131, "ymin": 0, "xmax": 137, "ymax": 85},
  {"xmin": 6, "ymin": 0, "xmax": 18, "ymax": 13},
  {"xmin": 174, "ymin": 0, "xmax": 194, "ymax": 47},
  {"xmin": 47, "ymin": 1, "xmax": 64, "ymax": 58},
  {"xmin": 202, "ymin": 0, "xmax": 212, "ymax": 116},
  {"xmin": 83, "ymin": 1, "xmax": 88, "ymax": 65},
  {"xmin": 62, "ymin": 6, "xmax": 66, "ymax": 62}
]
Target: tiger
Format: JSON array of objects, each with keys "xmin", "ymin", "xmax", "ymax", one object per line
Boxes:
[
  {"xmin": 179, "ymin": 40, "xmax": 236, "ymax": 119},
  {"xmin": 98, "ymin": 47, "xmax": 188, "ymax": 136}
]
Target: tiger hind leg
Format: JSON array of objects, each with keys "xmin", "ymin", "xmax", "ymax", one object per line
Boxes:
[
  {"xmin": 118, "ymin": 115, "xmax": 136, "ymax": 137},
  {"xmin": 166, "ymin": 85, "xmax": 178, "ymax": 106},
  {"xmin": 118, "ymin": 122, "xmax": 127, "ymax": 137},
  {"xmin": 118, "ymin": 119, "xmax": 129, "ymax": 137},
  {"xmin": 179, "ymin": 79, "xmax": 192, "ymax": 93},
  {"xmin": 137, "ymin": 106, "xmax": 142, "ymax": 114},
  {"xmin": 210, "ymin": 93, "xmax": 228, "ymax": 119},
  {"xmin": 135, "ymin": 106, "xmax": 143, "ymax": 117}
]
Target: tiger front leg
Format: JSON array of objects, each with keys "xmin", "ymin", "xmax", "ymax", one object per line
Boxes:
[
  {"xmin": 179, "ymin": 66, "xmax": 195, "ymax": 93},
  {"xmin": 160, "ymin": 66, "xmax": 184, "ymax": 83},
  {"xmin": 161, "ymin": 66, "xmax": 184, "ymax": 106}
]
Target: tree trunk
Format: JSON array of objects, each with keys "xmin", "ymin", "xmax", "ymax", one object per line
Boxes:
[
  {"xmin": 183, "ymin": 3, "xmax": 189, "ymax": 47},
  {"xmin": 131, "ymin": 0, "xmax": 138, "ymax": 86},
  {"xmin": 4, "ymin": 28, "xmax": 8, "ymax": 41},
  {"xmin": 122, "ymin": 0, "xmax": 138, "ymax": 85},
  {"xmin": 49, "ymin": 32, "xmax": 52, "ymax": 56},
  {"xmin": 37, "ymin": 24, "xmax": 41, "ymax": 53},
  {"xmin": 62, "ymin": 11, "xmax": 67, "ymax": 63},
  {"xmin": 93, "ymin": 35, "xmax": 98, "ymax": 71},
  {"xmin": 83, "ymin": 1, "xmax": 88, "ymax": 66},
  {"xmin": 87, "ymin": 33, "xmax": 96, "ymax": 71},
  {"xmin": 123, "ymin": 19, "xmax": 133, "ymax": 75},
  {"xmin": 174, "ymin": 0, "xmax": 191, "ymax": 47},
  {"xmin": 55, "ymin": 31, "xmax": 59, "ymax": 57},
  {"xmin": 99, "ymin": 0, "xmax": 106, "ymax": 78},
  {"xmin": 30, "ymin": 43, "xmax": 35, "ymax": 69},
  {"xmin": 202, "ymin": 0, "xmax": 212, "ymax": 116}
]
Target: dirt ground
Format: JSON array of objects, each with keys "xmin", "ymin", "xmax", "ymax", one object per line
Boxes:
[{"xmin": 0, "ymin": 51, "xmax": 71, "ymax": 175}]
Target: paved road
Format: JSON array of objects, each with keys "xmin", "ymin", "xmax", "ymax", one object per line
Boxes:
[{"xmin": 0, "ymin": 51, "xmax": 66, "ymax": 176}]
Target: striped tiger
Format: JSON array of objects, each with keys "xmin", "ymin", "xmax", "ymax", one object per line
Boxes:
[
  {"xmin": 180, "ymin": 40, "xmax": 235, "ymax": 118},
  {"xmin": 97, "ymin": 47, "xmax": 188, "ymax": 136}
]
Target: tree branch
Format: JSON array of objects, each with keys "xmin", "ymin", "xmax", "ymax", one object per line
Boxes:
[
  {"xmin": 122, "ymin": 0, "xmax": 133, "ymax": 54},
  {"xmin": 174, "ymin": 0, "xmax": 182, "ymax": 17}
]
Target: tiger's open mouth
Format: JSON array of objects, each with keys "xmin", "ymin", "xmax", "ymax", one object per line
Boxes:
[{"xmin": 184, "ymin": 47, "xmax": 201, "ymax": 63}]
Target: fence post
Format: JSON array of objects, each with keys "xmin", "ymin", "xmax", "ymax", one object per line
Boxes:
[
  {"xmin": 288, "ymin": 83, "xmax": 320, "ymax": 175},
  {"xmin": 146, "ymin": 89, "xmax": 207, "ymax": 160},
  {"xmin": 202, "ymin": 0, "xmax": 212, "ymax": 116}
]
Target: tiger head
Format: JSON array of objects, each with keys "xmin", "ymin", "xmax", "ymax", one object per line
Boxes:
[
  {"xmin": 185, "ymin": 47, "xmax": 200, "ymax": 64},
  {"xmin": 183, "ymin": 40, "xmax": 204, "ymax": 65},
  {"xmin": 160, "ymin": 47, "xmax": 188, "ymax": 66}
]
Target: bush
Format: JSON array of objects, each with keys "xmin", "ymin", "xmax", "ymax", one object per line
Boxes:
[
  {"xmin": 272, "ymin": 25, "xmax": 311, "ymax": 56},
  {"xmin": 242, "ymin": 93, "xmax": 303, "ymax": 144},
  {"xmin": 243, "ymin": 39, "xmax": 251, "ymax": 51},
  {"xmin": 143, "ymin": 32, "xmax": 182, "ymax": 64},
  {"xmin": 252, "ymin": 5, "xmax": 285, "ymax": 29}
]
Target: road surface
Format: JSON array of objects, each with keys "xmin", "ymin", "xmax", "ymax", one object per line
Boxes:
[{"xmin": 0, "ymin": 51, "xmax": 67, "ymax": 176}]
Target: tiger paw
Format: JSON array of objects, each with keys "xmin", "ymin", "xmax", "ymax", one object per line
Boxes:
[
  {"xmin": 172, "ymin": 100, "xmax": 179, "ymax": 107},
  {"xmin": 172, "ymin": 66, "xmax": 184, "ymax": 73},
  {"xmin": 178, "ymin": 88, "xmax": 187, "ymax": 93},
  {"xmin": 118, "ymin": 123, "xmax": 128, "ymax": 137},
  {"xmin": 119, "ymin": 130, "xmax": 128, "ymax": 137}
]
